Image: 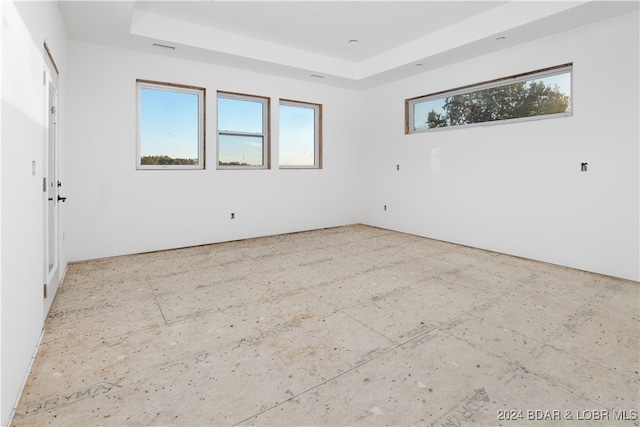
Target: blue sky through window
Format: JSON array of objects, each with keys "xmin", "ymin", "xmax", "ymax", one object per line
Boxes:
[
  {"xmin": 217, "ymin": 95, "xmax": 266, "ymax": 166},
  {"xmin": 218, "ymin": 134, "xmax": 264, "ymax": 165},
  {"xmin": 217, "ymin": 97, "xmax": 263, "ymax": 133},
  {"xmin": 279, "ymin": 104, "xmax": 315, "ymax": 166},
  {"xmin": 140, "ymin": 88, "xmax": 318, "ymax": 167},
  {"xmin": 139, "ymin": 87, "xmax": 200, "ymax": 159}
]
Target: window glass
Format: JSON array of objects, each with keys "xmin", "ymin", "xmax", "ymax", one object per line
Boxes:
[
  {"xmin": 218, "ymin": 135, "xmax": 264, "ymax": 166},
  {"xmin": 407, "ymin": 64, "xmax": 572, "ymax": 133},
  {"xmin": 279, "ymin": 100, "xmax": 321, "ymax": 169},
  {"xmin": 218, "ymin": 97, "xmax": 264, "ymax": 134},
  {"xmin": 137, "ymin": 80, "xmax": 205, "ymax": 169},
  {"xmin": 217, "ymin": 92, "xmax": 269, "ymax": 168}
]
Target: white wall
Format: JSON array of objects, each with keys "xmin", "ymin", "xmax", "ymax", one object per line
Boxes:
[
  {"xmin": 64, "ymin": 41, "xmax": 363, "ymax": 261},
  {"xmin": 360, "ymin": 10, "xmax": 639, "ymax": 281},
  {"xmin": 0, "ymin": 1, "xmax": 68, "ymax": 425}
]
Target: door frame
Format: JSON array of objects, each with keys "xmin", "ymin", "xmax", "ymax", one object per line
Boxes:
[{"xmin": 43, "ymin": 42, "xmax": 60, "ymax": 316}]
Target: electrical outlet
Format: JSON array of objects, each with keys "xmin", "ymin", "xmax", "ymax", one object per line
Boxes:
[
  {"xmin": 231, "ymin": 213, "xmax": 235, "ymax": 219},
  {"xmin": 396, "ymin": 165, "xmax": 400, "ymax": 171},
  {"xmin": 384, "ymin": 205, "xmax": 387, "ymax": 211},
  {"xmin": 581, "ymin": 162, "xmax": 588, "ymax": 172}
]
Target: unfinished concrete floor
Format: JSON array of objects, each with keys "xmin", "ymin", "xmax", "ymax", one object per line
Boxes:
[{"xmin": 12, "ymin": 225, "xmax": 640, "ymax": 426}]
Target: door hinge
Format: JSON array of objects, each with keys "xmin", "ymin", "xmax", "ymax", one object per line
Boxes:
[
  {"xmin": 43, "ymin": 283, "xmax": 48, "ymax": 299},
  {"xmin": 51, "ymin": 106, "xmax": 57, "ymax": 114},
  {"xmin": 43, "ymin": 177, "xmax": 47, "ymax": 192}
]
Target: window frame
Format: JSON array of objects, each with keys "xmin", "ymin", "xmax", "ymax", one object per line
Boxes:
[
  {"xmin": 405, "ymin": 63, "xmax": 573, "ymax": 134},
  {"xmin": 217, "ymin": 91, "xmax": 270, "ymax": 170},
  {"xmin": 136, "ymin": 79, "xmax": 206, "ymax": 170},
  {"xmin": 278, "ymin": 99, "xmax": 322, "ymax": 170}
]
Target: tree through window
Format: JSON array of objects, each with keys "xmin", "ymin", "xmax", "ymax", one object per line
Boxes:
[{"xmin": 406, "ymin": 64, "xmax": 572, "ymax": 133}]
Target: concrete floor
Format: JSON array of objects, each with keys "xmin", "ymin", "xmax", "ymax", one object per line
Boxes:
[{"xmin": 12, "ymin": 225, "xmax": 640, "ymax": 426}]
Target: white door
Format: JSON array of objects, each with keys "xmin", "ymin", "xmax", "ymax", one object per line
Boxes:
[{"xmin": 44, "ymin": 50, "xmax": 61, "ymax": 315}]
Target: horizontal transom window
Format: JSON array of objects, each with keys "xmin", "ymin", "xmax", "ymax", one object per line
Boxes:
[{"xmin": 406, "ymin": 63, "xmax": 572, "ymax": 134}]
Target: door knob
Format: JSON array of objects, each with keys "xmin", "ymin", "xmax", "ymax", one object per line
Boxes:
[{"xmin": 57, "ymin": 195, "xmax": 67, "ymax": 202}]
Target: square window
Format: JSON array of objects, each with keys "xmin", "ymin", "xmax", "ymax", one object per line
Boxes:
[
  {"xmin": 217, "ymin": 92, "xmax": 270, "ymax": 168},
  {"xmin": 279, "ymin": 100, "xmax": 322, "ymax": 169},
  {"xmin": 136, "ymin": 80, "xmax": 205, "ymax": 169}
]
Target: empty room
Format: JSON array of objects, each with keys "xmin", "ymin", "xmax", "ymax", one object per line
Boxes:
[{"xmin": 1, "ymin": 1, "xmax": 639, "ymax": 426}]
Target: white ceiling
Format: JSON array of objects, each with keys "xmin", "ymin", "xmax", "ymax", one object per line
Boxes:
[{"xmin": 58, "ymin": 1, "xmax": 639, "ymax": 90}]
